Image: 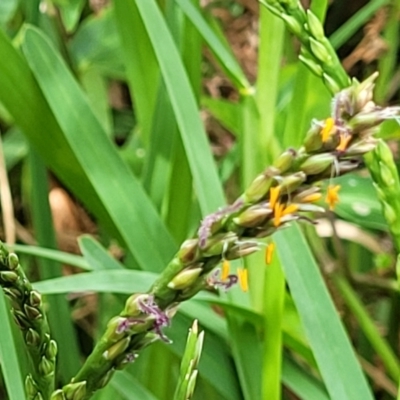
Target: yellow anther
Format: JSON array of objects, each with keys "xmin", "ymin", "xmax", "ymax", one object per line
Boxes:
[
  {"xmin": 269, "ymin": 186, "xmax": 281, "ymax": 209},
  {"xmin": 273, "ymin": 202, "xmax": 285, "ymax": 227},
  {"xmin": 282, "ymin": 204, "xmax": 299, "ymax": 216},
  {"xmin": 221, "ymin": 260, "xmax": 230, "ymax": 281},
  {"xmin": 325, "ymin": 184, "xmax": 341, "ymax": 210},
  {"xmin": 336, "ymin": 133, "xmax": 352, "ymax": 152},
  {"xmin": 302, "ymin": 192, "xmax": 322, "ymax": 203},
  {"xmin": 320, "ymin": 117, "xmax": 335, "ymax": 142},
  {"xmin": 237, "ymin": 268, "xmax": 249, "ymax": 292},
  {"xmin": 265, "ymin": 243, "xmax": 275, "ymax": 265}
]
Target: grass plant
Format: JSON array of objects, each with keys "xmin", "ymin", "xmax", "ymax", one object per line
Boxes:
[{"xmin": 0, "ymin": 1, "xmax": 400, "ymax": 400}]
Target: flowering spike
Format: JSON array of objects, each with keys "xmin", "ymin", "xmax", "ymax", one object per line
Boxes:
[
  {"xmin": 269, "ymin": 186, "xmax": 280, "ymax": 209},
  {"xmin": 265, "ymin": 243, "xmax": 275, "ymax": 265},
  {"xmin": 221, "ymin": 260, "xmax": 230, "ymax": 280},
  {"xmin": 320, "ymin": 117, "xmax": 335, "ymax": 142},
  {"xmin": 325, "ymin": 185, "xmax": 341, "ymax": 210},
  {"xmin": 237, "ymin": 268, "xmax": 249, "ymax": 292}
]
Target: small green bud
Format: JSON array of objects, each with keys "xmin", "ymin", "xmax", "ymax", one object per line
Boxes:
[
  {"xmin": 8, "ymin": 253, "xmax": 19, "ymax": 270},
  {"xmin": 372, "ymin": 182, "xmax": 385, "ymax": 201},
  {"xmin": 379, "ymin": 162, "xmax": 395, "ymax": 187},
  {"xmin": 14, "ymin": 310, "xmax": 30, "ymax": 329},
  {"xmin": 63, "ymin": 381, "xmax": 87, "ymax": 400},
  {"xmin": 280, "ymin": 13, "xmax": 303, "ymax": 36},
  {"xmin": 178, "ymin": 239, "xmax": 199, "ymax": 264},
  {"xmin": 273, "ymin": 149, "xmax": 295, "ymax": 173},
  {"xmin": 3, "ymin": 287, "xmax": 22, "ymax": 300},
  {"xmin": 345, "ymin": 138, "xmax": 377, "ymax": 156},
  {"xmin": 225, "ymin": 242, "xmax": 259, "ymax": 260},
  {"xmin": 24, "ymin": 304, "xmax": 42, "ymax": 320},
  {"xmin": 34, "ymin": 392, "xmax": 44, "ymax": 400},
  {"xmin": 29, "ymin": 290, "xmax": 42, "ymax": 308},
  {"xmin": 0, "ymin": 270, "xmax": 18, "ymax": 283},
  {"xmin": 46, "ymin": 339, "xmax": 58, "ymax": 360},
  {"xmin": 278, "ymin": 172, "xmax": 306, "ymax": 194},
  {"xmin": 233, "ymin": 206, "xmax": 272, "ymax": 228},
  {"xmin": 299, "ymin": 54, "xmax": 323, "ymax": 76},
  {"xmin": 306, "ymin": 10, "xmax": 325, "ymax": 40},
  {"xmin": 186, "ymin": 370, "xmax": 199, "ymax": 399},
  {"xmin": 25, "ymin": 375, "xmax": 38, "ymax": 398},
  {"xmin": 309, "ymin": 37, "xmax": 331, "ymax": 64},
  {"xmin": 122, "ymin": 293, "xmax": 149, "ymax": 317},
  {"xmin": 377, "ymin": 140, "xmax": 397, "ymax": 166},
  {"xmin": 244, "ymin": 173, "xmax": 273, "ymax": 203},
  {"xmin": 201, "ymin": 232, "xmax": 237, "ymax": 256},
  {"xmin": 105, "ymin": 316, "xmax": 127, "ymax": 342},
  {"xmin": 50, "ymin": 390, "xmax": 66, "ymax": 400},
  {"xmin": 98, "ymin": 368, "xmax": 115, "ymax": 388},
  {"xmin": 26, "ymin": 328, "xmax": 41, "ymax": 347},
  {"xmin": 39, "ymin": 355, "xmax": 54, "ymax": 377},
  {"xmin": 322, "ymin": 73, "xmax": 341, "ymax": 94},
  {"xmin": 354, "ymin": 72, "xmax": 378, "ymax": 111},
  {"xmin": 103, "ymin": 337, "xmax": 130, "ymax": 361},
  {"xmin": 383, "ymin": 202, "xmax": 397, "ymax": 224},
  {"xmin": 168, "ymin": 267, "xmax": 202, "ymax": 290},
  {"xmin": 300, "ymin": 154, "xmax": 335, "ymax": 175},
  {"xmin": 304, "ymin": 123, "xmax": 323, "ymax": 152}
]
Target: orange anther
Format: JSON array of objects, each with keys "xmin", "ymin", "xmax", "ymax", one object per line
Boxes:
[{"xmin": 336, "ymin": 133, "xmax": 352, "ymax": 152}]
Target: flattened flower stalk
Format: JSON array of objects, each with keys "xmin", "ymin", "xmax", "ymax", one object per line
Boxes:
[
  {"xmin": 52, "ymin": 76, "xmax": 399, "ymax": 399},
  {"xmin": 0, "ymin": 244, "xmax": 56, "ymax": 400}
]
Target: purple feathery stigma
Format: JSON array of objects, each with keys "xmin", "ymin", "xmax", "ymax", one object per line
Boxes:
[
  {"xmin": 198, "ymin": 199, "xmax": 244, "ymax": 248},
  {"xmin": 138, "ymin": 295, "xmax": 171, "ymax": 343},
  {"xmin": 116, "ymin": 317, "xmax": 146, "ymax": 335},
  {"xmin": 207, "ymin": 269, "xmax": 238, "ymax": 292}
]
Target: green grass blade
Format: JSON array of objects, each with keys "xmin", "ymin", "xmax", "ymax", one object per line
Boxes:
[
  {"xmin": 282, "ymin": 356, "xmax": 329, "ymax": 400},
  {"xmin": 78, "ymin": 235, "xmax": 124, "ymax": 271},
  {"xmin": 10, "ymin": 244, "xmax": 90, "ymax": 270},
  {"xmin": 334, "ymin": 275, "xmax": 400, "ymax": 381},
  {"xmin": 115, "ymin": 0, "xmax": 225, "ymax": 215},
  {"xmin": 262, "ymin": 253, "xmax": 285, "ymax": 400},
  {"xmin": 111, "ymin": 371, "xmax": 159, "ymax": 400},
  {"xmin": 174, "ymin": 0, "xmax": 250, "ymax": 90},
  {"xmin": 0, "ymin": 289, "xmax": 26, "ymax": 400},
  {"xmin": 21, "ymin": 26, "xmax": 176, "ymax": 272},
  {"xmin": 256, "ymin": 8, "xmax": 284, "ymax": 164},
  {"xmin": 33, "ymin": 270, "xmax": 158, "ymax": 294},
  {"xmin": 28, "ymin": 148, "xmax": 81, "ymax": 381},
  {"xmin": 329, "ymin": 0, "xmax": 390, "ymax": 50},
  {"xmin": 275, "ymin": 224, "xmax": 374, "ymax": 400}
]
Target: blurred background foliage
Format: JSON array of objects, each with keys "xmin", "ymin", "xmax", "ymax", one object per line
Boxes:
[{"xmin": 0, "ymin": 0, "xmax": 400, "ymax": 399}]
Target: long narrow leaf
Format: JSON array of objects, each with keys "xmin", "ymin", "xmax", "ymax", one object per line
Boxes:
[
  {"xmin": 21, "ymin": 26, "xmax": 176, "ymax": 272},
  {"xmin": 115, "ymin": 0, "xmax": 225, "ymax": 215},
  {"xmin": 275, "ymin": 224, "xmax": 374, "ymax": 400}
]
